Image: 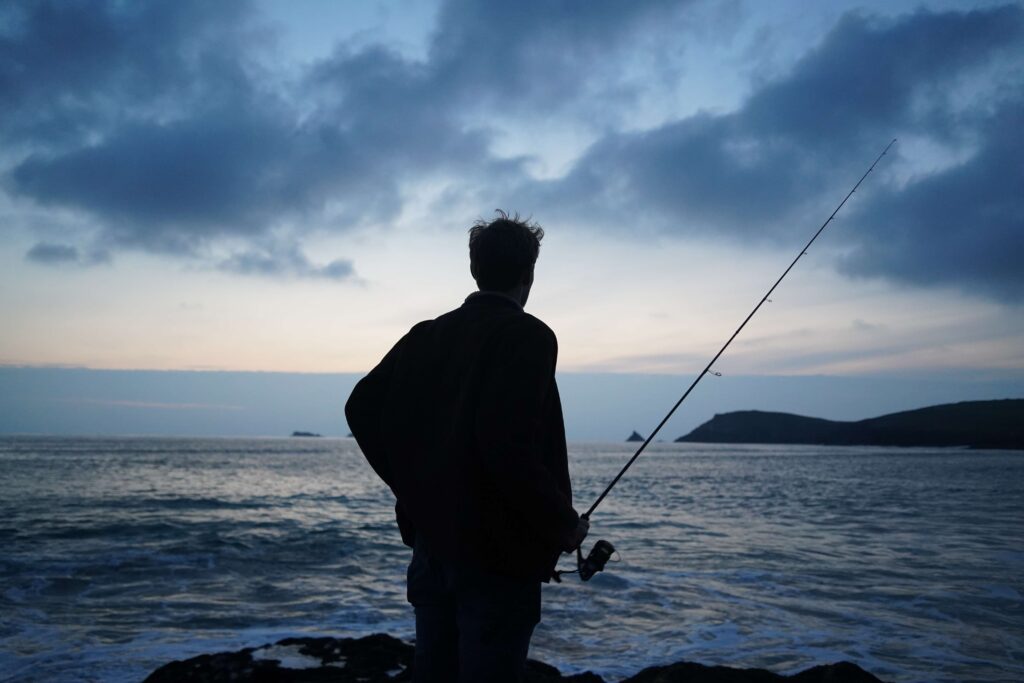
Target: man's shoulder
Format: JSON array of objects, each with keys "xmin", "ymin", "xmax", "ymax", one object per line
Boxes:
[
  {"xmin": 408, "ymin": 318, "xmax": 436, "ymax": 333},
  {"xmin": 394, "ymin": 318, "xmax": 435, "ymax": 344},
  {"xmin": 518, "ymin": 312, "xmax": 557, "ymax": 342},
  {"xmin": 410, "ymin": 301, "xmax": 556, "ymax": 347},
  {"xmin": 494, "ymin": 313, "xmax": 558, "ymax": 359}
]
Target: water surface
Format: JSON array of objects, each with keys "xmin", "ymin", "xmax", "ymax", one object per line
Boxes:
[{"xmin": 0, "ymin": 437, "xmax": 1021, "ymax": 682}]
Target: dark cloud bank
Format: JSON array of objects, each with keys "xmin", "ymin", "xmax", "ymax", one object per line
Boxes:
[{"xmin": 2, "ymin": 0, "xmax": 1022, "ymax": 299}]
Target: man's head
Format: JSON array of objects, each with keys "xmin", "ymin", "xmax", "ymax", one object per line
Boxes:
[{"xmin": 468, "ymin": 210, "xmax": 544, "ymax": 305}]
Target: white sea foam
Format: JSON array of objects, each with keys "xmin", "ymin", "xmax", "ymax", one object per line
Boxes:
[{"xmin": 252, "ymin": 644, "xmax": 326, "ymax": 669}]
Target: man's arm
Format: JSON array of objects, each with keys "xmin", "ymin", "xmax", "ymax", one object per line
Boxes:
[
  {"xmin": 476, "ymin": 320, "xmax": 580, "ymax": 552},
  {"xmin": 346, "ymin": 333, "xmax": 420, "ymax": 547},
  {"xmin": 345, "ymin": 336, "xmax": 406, "ymax": 488}
]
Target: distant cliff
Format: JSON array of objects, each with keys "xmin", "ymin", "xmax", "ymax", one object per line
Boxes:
[{"xmin": 676, "ymin": 399, "xmax": 1023, "ymax": 450}]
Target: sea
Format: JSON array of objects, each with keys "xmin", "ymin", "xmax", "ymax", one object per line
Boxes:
[{"xmin": 0, "ymin": 437, "xmax": 1021, "ymax": 683}]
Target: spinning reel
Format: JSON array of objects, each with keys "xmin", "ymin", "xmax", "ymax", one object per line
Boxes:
[{"xmin": 552, "ymin": 538, "xmax": 615, "ymax": 583}]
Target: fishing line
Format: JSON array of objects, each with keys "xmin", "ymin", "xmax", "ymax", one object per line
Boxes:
[{"xmin": 558, "ymin": 138, "xmax": 896, "ymax": 582}]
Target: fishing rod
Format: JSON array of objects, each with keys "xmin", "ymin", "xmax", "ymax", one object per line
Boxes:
[{"xmin": 557, "ymin": 138, "xmax": 897, "ymax": 583}]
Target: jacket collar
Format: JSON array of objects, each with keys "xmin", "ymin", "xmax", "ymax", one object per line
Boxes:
[{"xmin": 463, "ymin": 290, "xmax": 524, "ymax": 311}]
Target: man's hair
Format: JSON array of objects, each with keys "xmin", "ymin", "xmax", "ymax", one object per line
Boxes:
[{"xmin": 468, "ymin": 210, "xmax": 544, "ymax": 291}]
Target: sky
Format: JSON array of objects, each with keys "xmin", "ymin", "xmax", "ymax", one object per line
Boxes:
[{"xmin": 1, "ymin": 0, "xmax": 1022, "ymax": 438}]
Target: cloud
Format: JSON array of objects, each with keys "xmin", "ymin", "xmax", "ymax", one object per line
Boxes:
[
  {"xmin": 425, "ymin": 0, "xmax": 694, "ymax": 112},
  {"xmin": 3, "ymin": 0, "xmax": 407, "ymax": 255},
  {"xmin": 1, "ymin": 0, "xmax": 1021, "ymax": 303},
  {"xmin": 25, "ymin": 242, "xmax": 77, "ymax": 264},
  {"xmin": 522, "ymin": 5, "xmax": 1024, "ymax": 301},
  {"xmin": 11, "ymin": 107, "xmax": 400, "ymax": 253},
  {"xmin": 25, "ymin": 242, "xmax": 111, "ymax": 267},
  {"xmin": 2, "ymin": 0, "xmax": 700, "ymax": 264},
  {"xmin": 1, "ymin": 0, "xmax": 398, "ymax": 262},
  {"xmin": 840, "ymin": 98, "xmax": 1024, "ymax": 302},
  {"xmin": 0, "ymin": 0, "xmax": 254, "ymax": 148},
  {"xmin": 217, "ymin": 245, "xmax": 355, "ymax": 281}
]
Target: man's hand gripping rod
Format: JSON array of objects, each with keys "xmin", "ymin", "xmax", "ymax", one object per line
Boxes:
[{"xmin": 558, "ymin": 139, "xmax": 896, "ymax": 582}]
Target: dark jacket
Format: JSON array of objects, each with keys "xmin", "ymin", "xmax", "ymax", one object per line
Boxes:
[{"xmin": 345, "ymin": 292, "xmax": 579, "ymax": 582}]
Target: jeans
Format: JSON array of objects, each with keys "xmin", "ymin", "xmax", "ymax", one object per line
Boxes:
[{"xmin": 407, "ymin": 540, "xmax": 541, "ymax": 683}]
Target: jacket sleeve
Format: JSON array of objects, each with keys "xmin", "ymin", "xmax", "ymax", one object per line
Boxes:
[
  {"xmin": 476, "ymin": 320, "xmax": 579, "ymax": 551},
  {"xmin": 345, "ymin": 336, "xmax": 405, "ymax": 489},
  {"xmin": 346, "ymin": 335, "xmax": 418, "ymax": 548}
]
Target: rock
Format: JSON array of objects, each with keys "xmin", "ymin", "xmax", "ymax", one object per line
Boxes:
[
  {"xmin": 143, "ymin": 633, "xmax": 414, "ymax": 682},
  {"xmin": 144, "ymin": 634, "xmax": 887, "ymax": 683},
  {"xmin": 626, "ymin": 430, "xmax": 645, "ymax": 442},
  {"xmin": 622, "ymin": 660, "xmax": 885, "ymax": 682},
  {"xmin": 789, "ymin": 662, "xmax": 887, "ymax": 682},
  {"xmin": 291, "ymin": 431, "xmax": 322, "ymax": 437},
  {"xmin": 143, "ymin": 634, "xmax": 600, "ymax": 682}
]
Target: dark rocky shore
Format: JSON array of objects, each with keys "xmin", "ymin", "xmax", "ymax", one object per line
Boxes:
[{"xmin": 144, "ymin": 633, "xmax": 887, "ymax": 682}]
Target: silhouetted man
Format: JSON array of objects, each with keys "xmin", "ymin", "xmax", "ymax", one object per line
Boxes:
[{"xmin": 345, "ymin": 211, "xmax": 588, "ymax": 683}]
